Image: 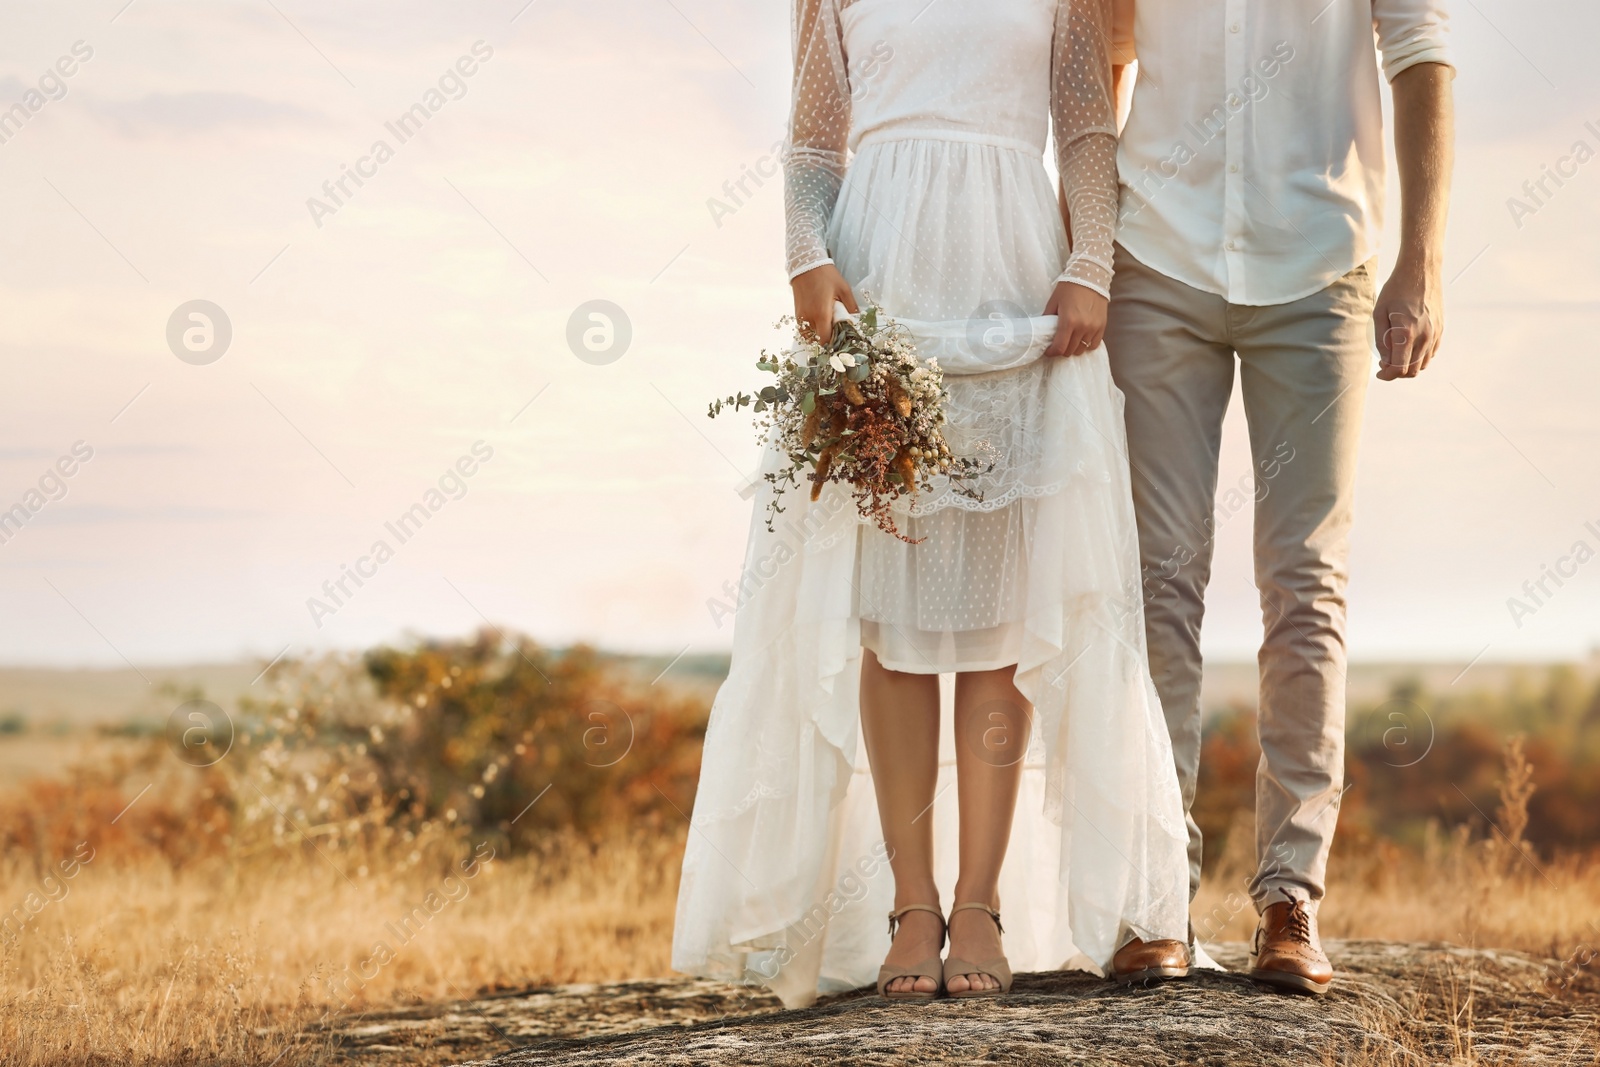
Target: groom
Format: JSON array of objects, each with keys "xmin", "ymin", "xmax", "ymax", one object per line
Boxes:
[{"xmin": 1101, "ymin": 1, "xmax": 1454, "ymax": 994}]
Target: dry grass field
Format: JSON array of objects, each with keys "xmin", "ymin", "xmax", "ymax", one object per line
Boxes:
[
  {"xmin": 3, "ymin": 636, "xmax": 1598, "ymax": 1066},
  {"xmin": 0, "ymin": 831, "xmax": 683, "ymax": 1066},
  {"xmin": 5, "ymin": 818, "xmax": 1598, "ymax": 1066}
]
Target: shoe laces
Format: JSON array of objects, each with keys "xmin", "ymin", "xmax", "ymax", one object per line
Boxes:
[{"xmin": 1281, "ymin": 899, "xmax": 1313, "ymax": 944}]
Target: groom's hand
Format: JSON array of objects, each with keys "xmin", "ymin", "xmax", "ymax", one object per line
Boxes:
[
  {"xmin": 1373, "ymin": 260, "xmax": 1443, "ymax": 380},
  {"xmin": 1376, "ymin": 63, "xmax": 1453, "ymax": 382},
  {"xmin": 791, "ymin": 263, "xmax": 859, "ymax": 345},
  {"xmin": 1043, "ymin": 281, "xmax": 1108, "ymax": 358}
]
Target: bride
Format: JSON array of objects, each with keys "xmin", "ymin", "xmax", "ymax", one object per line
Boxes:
[{"xmin": 674, "ymin": 0, "xmax": 1190, "ymax": 1005}]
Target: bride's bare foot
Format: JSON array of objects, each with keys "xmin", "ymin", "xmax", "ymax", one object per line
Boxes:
[
  {"xmin": 944, "ymin": 904, "xmax": 1004, "ymax": 994},
  {"xmin": 882, "ymin": 907, "xmax": 944, "ymax": 995}
]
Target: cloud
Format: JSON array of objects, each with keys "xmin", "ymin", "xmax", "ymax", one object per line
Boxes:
[{"xmin": 86, "ymin": 91, "xmax": 324, "ymax": 135}]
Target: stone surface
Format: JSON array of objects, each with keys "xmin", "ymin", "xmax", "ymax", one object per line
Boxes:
[{"xmin": 323, "ymin": 941, "xmax": 1600, "ymax": 1066}]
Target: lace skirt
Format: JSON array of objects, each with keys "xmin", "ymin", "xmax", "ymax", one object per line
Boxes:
[{"xmin": 833, "ymin": 132, "xmax": 1098, "ymax": 673}]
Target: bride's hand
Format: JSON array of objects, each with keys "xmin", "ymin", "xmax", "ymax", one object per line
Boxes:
[
  {"xmin": 1043, "ymin": 280, "xmax": 1108, "ymax": 358},
  {"xmin": 791, "ymin": 264, "xmax": 859, "ymax": 345}
]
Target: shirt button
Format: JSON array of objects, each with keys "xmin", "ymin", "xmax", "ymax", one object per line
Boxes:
[
  {"xmin": 1230, "ymin": 22, "xmax": 1241, "ymax": 32},
  {"xmin": 1228, "ymin": 163, "xmax": 1239, "ymax": 173},
  {"xmin": 1228, "ymin": 95, "xmax": 1241, "ymax": 107},
  {"xmin": 1226, "ymin": 240, "xmax": 1239, "ymax": 251}
]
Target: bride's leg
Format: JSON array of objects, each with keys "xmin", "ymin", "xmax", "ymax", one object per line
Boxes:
[
  {"xmin": 859, "ymin": 648, "xmax": 942, "ymax": 995},
  {"xmin": 947, "ymin": 665, "xmax": 1032, "ymax": 993}
]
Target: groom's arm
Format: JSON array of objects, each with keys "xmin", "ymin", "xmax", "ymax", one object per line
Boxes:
[
  {"xmin": 1110, "ymin": 0, "xmax": 1134, "ymax": 127},
  {"xmin": 1374, "ymin": 61, "xmax": 1455, "ymax": 381}
]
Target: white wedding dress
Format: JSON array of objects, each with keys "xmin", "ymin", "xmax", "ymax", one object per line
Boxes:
[{"xmin": 673, "ymin": 0, "xmax": 1191, "ymax": 1007}]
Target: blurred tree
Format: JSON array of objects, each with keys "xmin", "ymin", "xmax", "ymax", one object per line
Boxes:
[{"xmin": 361, "ymin": 630, "xmax": 708, "ymax": 850}]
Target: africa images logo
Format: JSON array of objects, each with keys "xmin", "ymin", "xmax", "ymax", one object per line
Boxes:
[{"xmin": 305, "ymin": 41, "xmax": 495, "ymax": 228}]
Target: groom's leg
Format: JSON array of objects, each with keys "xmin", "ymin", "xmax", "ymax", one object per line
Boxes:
[
  {"xmin": 1104, "ymin": 245, "xmax": 1236, "ymax": 902},
  {"xmin": 1232, "ymin": 261, "xmax": 1376, "ymax": 908}
]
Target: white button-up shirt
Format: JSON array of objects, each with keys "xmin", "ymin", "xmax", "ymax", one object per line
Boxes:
[{"xmin": 1112, "ymin": 0, "xmax": 1453, "ymax": 306}]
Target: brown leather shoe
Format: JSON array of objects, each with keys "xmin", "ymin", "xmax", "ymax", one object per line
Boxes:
[
  {"xmin": 1249, "ymin": 898, "xmax": 1333, "ymax": 995},
  {"xmin": 1111, "ymin": 936, "xmax": 1192, "ymax": 984}
]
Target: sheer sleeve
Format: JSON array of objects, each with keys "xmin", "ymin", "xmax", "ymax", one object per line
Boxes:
[
  {"xmin": 1052, "ymin": 0, "xmax": 1119, "ymax": 298},
  {"xmin": 784, "ymin": 0, "xmax": 851, "ymax": 280}
]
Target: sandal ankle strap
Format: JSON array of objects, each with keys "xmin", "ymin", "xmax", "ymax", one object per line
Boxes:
[
  {"xmin": 887, "ymin": 903, "xmax": 947, "ymax": 944},
  {"xmin": 949, "ymin": 901, "xmax": 1004, "ymax": 934}
]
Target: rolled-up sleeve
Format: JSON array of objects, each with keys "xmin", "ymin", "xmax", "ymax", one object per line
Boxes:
[{"xmin": 1372, "ymin": 0, "xmax": 1453, "ymax": 81}]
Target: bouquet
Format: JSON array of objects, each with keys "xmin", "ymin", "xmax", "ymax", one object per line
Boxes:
[{"xmin": 709, "ymin": 304, "xmax": 985, "ymax": 543}]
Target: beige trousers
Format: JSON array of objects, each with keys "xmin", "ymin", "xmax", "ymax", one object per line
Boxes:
[{"xmin": 1104, "ymin": 244, "xmax": 1376, "ymax": 910}]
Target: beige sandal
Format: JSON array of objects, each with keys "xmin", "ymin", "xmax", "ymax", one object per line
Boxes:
[
  {"xmin": 876, "ymin": 904, "xmax": 946, "ymax": 1000},
  {"xmin": 943, "ymin": 902, "xmax": 1013, "ymax": 998}
]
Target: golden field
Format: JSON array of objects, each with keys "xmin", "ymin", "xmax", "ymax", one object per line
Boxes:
[{"xmin": 3, "ymin": 634, "xmax": 1599, "ymax": 1066}]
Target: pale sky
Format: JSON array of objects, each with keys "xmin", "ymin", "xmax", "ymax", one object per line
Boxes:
[{"xmin": 0, "ymin": 0, "xmax": 1596, "ymax": 669}]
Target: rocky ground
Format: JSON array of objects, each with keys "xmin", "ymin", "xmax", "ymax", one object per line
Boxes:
[{"xmin": 316, "ymin": 941, "xmax": 1600, "ymax": 1066}]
